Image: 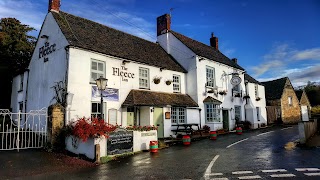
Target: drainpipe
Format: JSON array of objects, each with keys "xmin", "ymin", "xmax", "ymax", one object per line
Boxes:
[
  {"xmin": 25, "ymin": 69, "xmax": 30, "ymax": 121},
  {"xmin": 64, "ymin": 46, "xmax": 70, "ymax": 126},
  {"xmin": 199, "ymin": 108, "xmax": 202, "ymax": 128}
]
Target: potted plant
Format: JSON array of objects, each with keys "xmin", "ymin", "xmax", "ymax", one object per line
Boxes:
[
  {"xmin": 203, "ymin": 125, "xmax": 210, "ymax": 133},
  {"xmin": 218, "ymin": 90, "xmax": 227, "ymax": 95},
  {"xmin": 217, "ymin": 128, "xmax": 225, "ymax": 135},
  {"xmin": 165, "ymin": 80, "xmax": 172, "ymax": 85},
  {"xmin": 255, "ymin": 97, "xmax": 261, "ymax": 101},
  {"xmin": 153, "ymin": 76, "xmax": 162, "ymax": 84}
]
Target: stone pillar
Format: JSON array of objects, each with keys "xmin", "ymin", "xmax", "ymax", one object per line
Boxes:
[{"xmin": 48, "ymin": 104, "xmax": 65, "ymax": 146}]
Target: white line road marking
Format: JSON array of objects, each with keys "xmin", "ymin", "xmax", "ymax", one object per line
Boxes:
[
  {"xmin": 210, "ymin": 178, "xmax": 228, "ymax": 180},
  {"xmin": 209, "ymin": 173, "xmax": 223, "ymax": 176},
  {"xmin": 256, "ymin": 131, "xmax": 274, "ymax": 136},
  {"xmin": 203, "ymin": 155, "xmax": 220, "ymax": 179},
  {"xmin": 304, "ymin": 173, "xmax": 320, "ymax": 176},
  {"xmin": 281, "ymin": 127, "xmax": 293, "ymax": 130},
  {"xmin": 261, "ymin": 169, "xmax": 287, "ymax": 173},
  {"xmin": 232, "ymin": 171, "xmax": 253, "ymax": 175},
  {"xmin": 226, "ymin": 138, "xmax": 248, "ymax": 148},
  {"xmin": 295, "ymin": 168, "xmax": 320, "ymax": 171},
  {"xmin": 270, "ymin": 174, "xmax": 295, "ymax": 178},
  {"xmin": 238, "ymin": 175, "xmax": 261, "ymax": 179}
]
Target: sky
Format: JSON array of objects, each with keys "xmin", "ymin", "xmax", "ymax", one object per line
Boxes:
[{"xmin": 1, "ymin": 0, "xmax": 320, "ymax": 87}]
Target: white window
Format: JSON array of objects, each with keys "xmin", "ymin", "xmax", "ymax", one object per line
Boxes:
[
  {"xmin": 139, "ymin": 67, "xmax": 149, "ymax": 89},
  {"xmin": 173, "ymin": 75, "xmax": 180, "ymax": 93},
  {"xmin": 91, "ymin": 102, "xmax": 106, "ymax": 119},
  {"xmin": 91, "ymin": 59, "xmax": 105, "ymax": 82},
  {"xmin": 205, "ymin": 103, "xmax": 221, "ymax": 122},
  {"xmin": 254, "ymin": 84, "xmax": 259, "ymax": 97},
  {"xmin": 235, "ymin": 105, "xmax": 241, "ymax": 122},
  {"xmin": 171, "ymin": 107, "xmax": 185, "ymax": 124},
  {"xmin": 206, "ymin": 66, "xmax": 215, "ymax": 87},
  {"xmin": 19, "ymin": 74, "xmax": 24, "ymax": 91},
  {"xmin": 288, "ymin": 96, "xmax": 292, "ymax": 106}
]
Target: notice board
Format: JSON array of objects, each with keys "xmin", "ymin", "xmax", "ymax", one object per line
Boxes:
[{"xmin": 107, "ymin": 130, "xmax": 133, "ymax": 155}]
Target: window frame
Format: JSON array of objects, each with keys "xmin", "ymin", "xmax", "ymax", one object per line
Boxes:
[
  {"xmin": 91, "ymin": 102, "xmax": 106, "ymax": 119},
  {"xmin": 171, "ymin": 107, "xmax": 186, "ymax": 124},
  {"xmin": 205, "ymin": 103, "xmax": 221, "ymax": 123},
  {"xmin": 90, "ymin": 59, "xmax": 106, "ymax": 83},
  {"xmin": 206, "ymin": 66, "xmax": 215, "ymax": 88},
  {"xmin": 172, "ymin": 74, "xmax": 180, "ymax": 93},
  {"xmin": 19, "ymin": 74, "xmax": 24, "ymax": 91},
  {"xmin": 288, "ymin": 96, "xmax": 293, "ymax": 106},
  {"xmin": 139, "ymin": 67, "xmax": 149, "ymax": 89},
  {"xmin": 254, "ymin": 84, "xmax": 259, "ymax": 97}
]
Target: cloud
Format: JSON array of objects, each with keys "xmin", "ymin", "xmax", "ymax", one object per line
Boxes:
[
  {"xmin": 252, "ymin": 60, "xmax": 284, "ymax": 77},
  {"xmin": 251, "ymin": 43, "xmax": 320, "ymax": 86},
  {"xmin": 291, "ymin": 48, "xmax": 320, "ymax": 61}
]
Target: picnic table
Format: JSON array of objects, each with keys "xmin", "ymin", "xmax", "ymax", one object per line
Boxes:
[{"xmin": 171, "ymin": 123, "xmax": 203, "ymax": 136}]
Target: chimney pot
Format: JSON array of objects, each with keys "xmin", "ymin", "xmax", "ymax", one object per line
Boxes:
[
  {"xmin": 48, "ymin": 0, "xmax": 60, "ymax": 12},
  {"xmin": 231, "ymin": 58, "xmax": 238, "ymax": 64},
  {"xmin": 210, "ymin": 32, "xmax": 218, "ymax": 50}
]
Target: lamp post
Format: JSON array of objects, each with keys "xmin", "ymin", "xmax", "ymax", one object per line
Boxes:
[{"xmin": 95, "ymin": 76, "xmax": 108, "ymax": 119}]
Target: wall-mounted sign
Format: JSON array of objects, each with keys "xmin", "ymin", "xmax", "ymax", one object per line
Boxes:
[
  {"xmin": 92, "ymin": 86, "xmax": 119, "ymax": 101},
  {"xmin": 231, "ymin": 75, "xmax": 242, "ymax": 86},
  {"xmin": 39, "ymin": 42, "xmax": 56, "ymax": 62},
  {"xmin": 112, "ymin": 66, "xmax": 134, "ymax": 82},
  {"xmin": 165, "ymin": 112, "xmax": 171, "ymax": 119},
  {"xmin": 107, "ymin": 131, "xmax": 133, "ymax": 155}
]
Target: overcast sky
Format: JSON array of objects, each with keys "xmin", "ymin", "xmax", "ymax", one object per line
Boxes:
[{"xmin": 1, "ymin": 0, "xmax": 319, "ymax": 87}]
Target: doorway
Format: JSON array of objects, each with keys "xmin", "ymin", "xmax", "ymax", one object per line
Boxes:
[
  {"xmin": 127, "ymin": 107, "xmax": 134, "ymax": 126},
  {"xmin": 222, "ymin": 110, "xmax": 229, "ymax": 130},
  {"xmin": 153, "ymin": 107, "xmax": 164, "ymax": 138}
]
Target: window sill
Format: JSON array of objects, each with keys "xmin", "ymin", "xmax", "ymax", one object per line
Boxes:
[
  {"xmin": 139, "ymin": 87, "xmax": 150, "ymax": 90},
  {"xmin": 206, "ymin": 122, "xmax": 222, "ymax": 124}
]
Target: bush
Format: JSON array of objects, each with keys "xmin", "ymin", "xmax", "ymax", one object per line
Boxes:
[
  {"xmin": 70, "ymin": 117, "xmax": 117, "ymax": 142},
  {"xmin": 311, "ymin": 105, "xmax": 320, "ymax": 118}
]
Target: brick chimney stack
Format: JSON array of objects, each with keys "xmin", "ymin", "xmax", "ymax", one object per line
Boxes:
[
  {"xmin": 157, "ymin": 14, "xmax": 171, "ymax": 36},
  {"xmin": 48, "ymin": 0, "xmax": 60, "ymax": 12},
  {"xmin": 210, "ymin": 33, "xmax": 218, "ymax": 50}
]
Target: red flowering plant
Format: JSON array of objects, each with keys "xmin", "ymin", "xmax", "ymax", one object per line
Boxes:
[
  {"xmin": 126, "ymin": 125, "xmax": 158, "ymax": 131},
  {"xmin": 71, "ymin": 117, "xmax": 117, "ymax": 142}
]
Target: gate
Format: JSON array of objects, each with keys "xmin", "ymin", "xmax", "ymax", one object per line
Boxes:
[{"xmin": 0, "ymin": 108, "xmax": 48, "ymax": 151}]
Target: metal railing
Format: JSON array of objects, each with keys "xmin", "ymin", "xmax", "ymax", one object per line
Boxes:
[{"xmin": 0, "ymin": 108, "xmax": 48, "ymax": 151}]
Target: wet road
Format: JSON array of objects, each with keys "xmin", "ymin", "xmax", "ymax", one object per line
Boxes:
[{"xmin": 30, "ymin": 125, "xmax": 320, "ymax": 180}]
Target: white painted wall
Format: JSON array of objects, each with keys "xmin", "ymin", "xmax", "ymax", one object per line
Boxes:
[
  {"xmin": 26, "ymin": 13, "xmax": 69, "ymax": 112},
  {"xmin": 66, "ymin": 47, "xmax": 187, "ymax": 125},
  {"xmin": 245, "ymin": 83, "xmax": 267, "ymax": 128},
  {"xmin": 11, "ymin": 72, "xmax": 28, "ymax": 113},
  {"xmin": 158, "ymin": 32, "xmax": 247, "ymax": 131}
]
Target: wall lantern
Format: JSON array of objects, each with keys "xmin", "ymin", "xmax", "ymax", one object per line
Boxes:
[
  {"xmin": 95, "ymin": 76, "xmax": 108, "ymax": 119},
  {"xmin": 122, "ymin": 60, "xmax": 130, "ymax": 65}
]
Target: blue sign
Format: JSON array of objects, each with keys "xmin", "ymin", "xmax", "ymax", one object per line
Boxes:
[{"xmin": 92, "ymin": 86, "xmax": 119, "ymax": 101}]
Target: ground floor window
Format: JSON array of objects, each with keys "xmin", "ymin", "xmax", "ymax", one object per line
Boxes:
[
  {"xmin": 171, "ymin": 107, "xmax": 186, "ymax": 124},
  {"xmin": 91, "ymin": 102, "xmax": 106, "ymax": 119},
  {"xmin": 235, "ymin": 105, "xmax": 241, "ymax": 122},
  {"xmin": 205, "ymin": 103, "xmax": 221, "ymax": 122}
]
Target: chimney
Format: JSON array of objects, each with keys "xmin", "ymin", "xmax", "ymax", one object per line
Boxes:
[
  {"xmin": 157, "ymin": 14, "xmax": 171, "ymax": 36},
  {"xmin": 210, "ymin": 33, "xmax": 218, "ymax": 50},
  {"xmin": 231, "ymin": 58, "xmax": 238, "ymax": 64},
  {"xmin": 48, "ymin": 0, "xmax": 60, "ymax": 12}
]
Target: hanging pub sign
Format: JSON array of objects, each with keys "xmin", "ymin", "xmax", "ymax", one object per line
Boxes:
[
  {"xmin": 92, "ymin": 86, "xmax": 119, "ymax": 101},
  {"xmin": 112, "ymin": 66, "xmax": 135, "ymax": 82},
  {"xmin": 230, "ymin": 75, "xmax": 242, "ymax": 86},
  {"xmin": 39, "ymin": 42, "xmax": 56, "ymax": 62}
]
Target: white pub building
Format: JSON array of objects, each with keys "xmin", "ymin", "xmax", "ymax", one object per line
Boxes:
[{"xmin": 11, "ymin": 0, "xmax": 267, "ymax": 138}]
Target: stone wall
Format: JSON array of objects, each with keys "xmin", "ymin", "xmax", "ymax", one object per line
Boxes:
[
  {"xmin": 299, "ymin": 119, "xmax": 318, "ymax": 144},
  {"xmin": 281, "ymin": 85, "xmax": 301, "ymax": 124},
  {"xmin": 48, "ymin": 104, "xmax": 64, "ymax": 145},
  {"xmin": 300, "ymin": 91, "xmax": 311, "ymax": 106}
]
